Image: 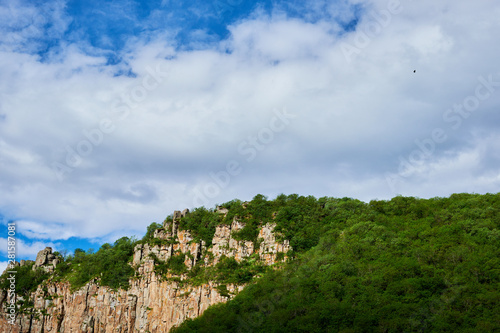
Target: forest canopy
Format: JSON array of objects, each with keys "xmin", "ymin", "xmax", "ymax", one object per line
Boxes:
[
  {"xmin": 1, "ymin": 193, "xmax": 499, "ymax": 332},
  {"xmin": 172, "ymin": 193, "xmax": 500, "ymax": 332}
]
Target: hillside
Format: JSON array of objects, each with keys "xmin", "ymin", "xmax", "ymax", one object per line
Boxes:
[
  {"xmin": 1, "ymin": 193, "xmax": 499, "ymax": 332},
  {"xmin": 173, "ymin": 193, "xmax": 500, "ymax": 332}
]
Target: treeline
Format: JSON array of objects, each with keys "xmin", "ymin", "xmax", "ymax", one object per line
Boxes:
[
  {"xmin": 0, "ymin": 237, "xmax": 136, "ymax": 293},
  {"xmin": 171, "ymin": 193, "xmax": 500, "ymax": 332},
  {"xmin": 61, "ymin": 236, "xmax": 136, "ymax": 290}
]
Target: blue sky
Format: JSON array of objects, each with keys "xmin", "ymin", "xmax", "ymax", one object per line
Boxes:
[
  {"xmin": 1, "ymin": 0, "xmax": 500, "ymax": 271},
  {"xmin": 14, "ymin": 0, "xmax": 361, "ymax": 59}
]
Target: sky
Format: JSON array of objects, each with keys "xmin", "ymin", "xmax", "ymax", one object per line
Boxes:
[{"xmin": 1, "ymin": 0, "xmax": 499, "ymax": 272}]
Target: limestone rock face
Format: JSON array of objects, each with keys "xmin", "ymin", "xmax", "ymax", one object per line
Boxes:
[
  {"xmin": 173, "ymin": 210, "xmax": 182, "ymax": 220},
  {"xmin": 0, "ymin": 209, "xmax": 292, "ymax": 333},
  {"xmin": 34, "ymin": 247, "xmax": 51, "ymax": 267},
  {"xmin": 210, "ymin": 219, "xmax": 256, "ymax": 264},
  {"xmin": 33, "ymin": 247, "xmax": 59, "ymax": 272},
  {"xmin": 153, "ymin": 227, "xmax": 170, "ymax": 240},
  {"xmin": 0, "ymin": 274, "xmax": 241, "ymax": 333},
  {"xmin": 259, "ymin": 223, "xmax": 292, "ymax": 265},
  {"xmin": 1, "ymin": 260, "xmax": 35, "ymax": 276},
  {"xmin": 216, "ymin": 206, "xmax": 229, "ymax": 215}
]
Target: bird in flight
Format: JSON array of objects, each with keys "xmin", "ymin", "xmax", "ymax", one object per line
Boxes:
[{"xmin": 413, "ymin": 70, "xmax": 416, "ymax": 73}]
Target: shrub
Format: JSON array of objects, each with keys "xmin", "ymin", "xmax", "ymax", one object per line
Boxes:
[{"xmin": 0, "ymin": 263, "xmax": 49, "ymax": 297}]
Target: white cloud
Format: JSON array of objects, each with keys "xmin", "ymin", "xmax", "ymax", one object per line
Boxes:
[
  {"xmin": 14, "ymin": 220, "xmax": 75, "ymax": 240},
  {"xmin": 0, "ymin": 0, "xmax": 70, "ymax": 53},
  {"xmin": 0, "ymin": 0, "xmax": 499, "ymax": 246},
  {"xmin": 0, "ymin": 261, "xmax": 8, "ymax": 274},
  {"xmin": 227, "ymin": 18, "xmax": 337, "ymax": 61},
  {"xmin": 0, "ymin": 237, "xmax": 60, "ymax": 258},
  {"xmin": 385, "ymin": 133, "xmax": 500, "ymax": 197},
  {"xmin": 406, "ymin": 25, "xmax": 454, "ymax": 57}
]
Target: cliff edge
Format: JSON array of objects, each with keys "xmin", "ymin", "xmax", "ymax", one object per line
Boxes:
[{"xmin": 0, "ymin": 207, "xmax": 291, "ymax": 333}]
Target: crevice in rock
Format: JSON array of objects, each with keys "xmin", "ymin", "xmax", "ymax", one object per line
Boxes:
[{"xmin": 56, "ymin": 303, "xmax": 64, "ymax": 333}]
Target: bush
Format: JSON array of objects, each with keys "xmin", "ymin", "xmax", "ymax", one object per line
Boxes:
[
  {"xmin": 179, "ymin": 207, "xmax": 222, "ymax": 246},
  {"xmin": 0, "ymin": 263, "xmax": 49, "ymax": 297},
  {"xmin": 66, "ymin": 236, "xmax": 135, "ymax": 290},
  {"xmin": 167, "ymin": 254, "xmax": 187, "ymax": 275},
  {"xmin": 141, "ymin": 222, "xmax": 163, "ymax": 244},
  {"xmin": 149, "ymin": 253, "xmax": 187, "ymax": 277}
]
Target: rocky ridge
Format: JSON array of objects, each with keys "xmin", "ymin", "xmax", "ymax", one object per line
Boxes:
[{"xmin": 0, "ymin": 209, "xmax": 291, "ymax": 332}]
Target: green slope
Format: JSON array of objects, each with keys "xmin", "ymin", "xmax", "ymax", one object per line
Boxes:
[
  {"xmin": 2, "ymin": 193, "xmax": 499, "ymax": 331},
  {"xmin": 171, "ymin": 193, "xmax": 500, "ymax": 333}
]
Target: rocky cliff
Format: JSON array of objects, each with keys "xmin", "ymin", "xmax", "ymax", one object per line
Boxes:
[{"xmin": 0, "ymin": 209, "xmax": 291, "ymax": 333}]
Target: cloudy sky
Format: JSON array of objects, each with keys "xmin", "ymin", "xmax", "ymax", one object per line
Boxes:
[{"xmin": 1, "ymin": 0, "xmax": 499, "ymax": 270}]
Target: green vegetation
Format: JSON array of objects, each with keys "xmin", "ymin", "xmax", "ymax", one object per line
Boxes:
[
  {"xmin": 66, "ymin": 236, "xmax": 135, "ymax": 290},
  {"xmin": 216, "ymin": 284, "xmax": 231, "ymax": 298},
  {"xmin": 1, "ymin": 192, "xmax": 499, "ymax": 332},
  {"xmin": 0, "ymin": 262, "xmax": 49, "ymax": 297},
  {"xmin": 22, "ymin": 236, "xmax": 138, "ymax": 291},
  {"xmin": 140, "ymin": 222, "xmax": 163, "ymax": 244},
  {"xmin": 231, "ymin": 194, "xmax": 274, "ymax": 243},
  {"xmin": 186, "ymin": 255, "xmax": 268, "ymax": 287},
  {"xmin": 149, "ymin": 252, "xmax": 187, "ymax": 277},
  {"xmin": 172, "ymin": 193, "xmax": 500, "ymax": 333},
  {"xmin": 178, "ymin": 207, "xmax": 223, "ymax": 246}
]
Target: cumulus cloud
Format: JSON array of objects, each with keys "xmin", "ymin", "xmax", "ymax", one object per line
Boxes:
[{"xmin": 0, "ymin": 0, "xmax": 499, "ymax": 256}]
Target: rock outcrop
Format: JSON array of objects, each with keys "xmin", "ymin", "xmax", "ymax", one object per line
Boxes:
[
  {"xmin": 0, "ymin": 209, "xmax": 291, "ymax": 333},
  {"xmin": 1, "ymin": 260, "xmax": 35, "ymax": 276},
  {"xmin": 33, "ymin": 247, "xmax": 59, "ymax": 272},
  {"xmin": 0, "ymin": 272, "xmax": 243, "ymax": 333},
  {"xmin": 259, "ymin": 223, "xmax": 292, "ymax": 265}
]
